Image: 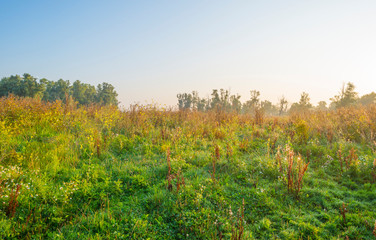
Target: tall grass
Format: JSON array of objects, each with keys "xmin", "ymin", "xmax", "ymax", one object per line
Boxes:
[{"xmin": 0, "ymin": 95, "xmax": 376, "ymax": 238}]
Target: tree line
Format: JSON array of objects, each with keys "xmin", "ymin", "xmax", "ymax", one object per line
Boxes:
[
  {"xmin": 177, "ymin": 82, "xmax": 376, "ymax": 115},
  {"xmin": 0, "ymin": 74, "xmax": 118, "ymax": 106}
]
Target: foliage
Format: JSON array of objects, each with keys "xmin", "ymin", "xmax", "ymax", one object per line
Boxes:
[
  {"xmin": 330, "ymin": 82, "xmax": 359, "ymax": 109},
  {"xmin": 0, "ymin": 74, "xmax": 118, "ymax": 106}
]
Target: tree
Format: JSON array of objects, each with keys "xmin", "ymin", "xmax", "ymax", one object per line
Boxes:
[
  {"xmin": 0, "ymin": 73, "xmax": 118, "ymax": 106},
  {"xmin": 72, "ymin": 80, "xmax": 97, "ymax": 105},
  {"xmin": 290, "ymin": 92, "xmax": 312, "ymax": 112},
  {"xmin": 243, "ymin": 90, "xmax": 260, "ymax": 113},
  {"xmin": 278, "ymin": 96, "xmax": 288, "ymax": 115},
  {"xmin": 209, "ymin": 89, "xmax": 231, "ymax": 111},
  {"xmin": 177, "ymin": 93, "xmax": 193, "ymax": 110},
  {"xmin": 330, "ymin": 82, "xmax": 358, "ymax": 108},
  {"xmin": 0, "ymin": 75, "xmax": 23, "ymax": 97},
  {"xmin": 43, "ymin": 79, "xmax": 71, "ymax": 102},
  {"xmin": 22, "ymin": 73, "xmax": 44, "ymax": 98},
  {"xmin": 230, "ymin": 94, "xmax": 242, "ymax": 113},
  {"xmin": 316, "ymin": 101, "xmax": 327, "ymax": 111},
  {"xmin": 261, "ymin": 100, "xmax": 278, "ymax": 115},
  {"xmin": 96, "ymin": 82, "xmax": 118, "ymax": 106},
  {"xmin": 359, "ymin": 92, "xmax": 376, "ymax": 106}
]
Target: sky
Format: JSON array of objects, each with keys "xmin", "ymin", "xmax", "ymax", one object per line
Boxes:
[{"xmin": 1, "ymin": 1, "xmax": 376, "ymax": 108}]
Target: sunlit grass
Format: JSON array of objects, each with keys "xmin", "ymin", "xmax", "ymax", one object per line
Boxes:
[{"xmin": 0, "ymin": 95, "xmax": 376, "ymax": 239}]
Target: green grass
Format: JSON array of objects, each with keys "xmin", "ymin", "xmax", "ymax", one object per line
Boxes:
[{"xmin": 0, "ymin": 96, "xmax": 376, "ymax": 239}]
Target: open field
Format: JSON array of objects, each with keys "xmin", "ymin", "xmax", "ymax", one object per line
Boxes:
[{"xmin": 1, "ymin": 96, "xmax": 376, "ymax": 239}]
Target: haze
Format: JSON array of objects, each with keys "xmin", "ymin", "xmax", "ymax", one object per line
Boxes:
[{"xmin": 1, "ymin": 1, "xmax": 376, "ymax": 107}]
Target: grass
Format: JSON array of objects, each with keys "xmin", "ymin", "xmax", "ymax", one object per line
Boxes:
[{"xmin": 0, "ymin": 95, "xmax": 376, "ymax": 239}]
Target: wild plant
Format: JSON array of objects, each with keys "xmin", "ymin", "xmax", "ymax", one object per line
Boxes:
[
  {"xmin": 22, "ymin": 208, "xmax": 33, "ymax": 232},
  {"xmin": 6, "ymin": 184, "xmax": 21, "ymax": 218},
  {"xmin": 231, "ymin": 199, "xmax": 245, "ymax": 240},
  {"xmin": 345, "ymin": 147, "xmax": 358, "ymax": 169},
  {"xmin": 175, "ymin": 170, "xmax": 185, "ymax": 192},
  {"xmin": 276, "ymin": 146, "xmax": 282, "ymax": 173},
  {"xmin": 338, "ymin": 148, "xmax": 343, "ymax": 173},
  {"xmin": 166, "ymin": 148, "xmax": 173, "ymax": 191},
  {"xmin": 372, "ymin": 159, "xmax": 376, "ymax": 183},
  {"xmin": 238, "ymin": 139, "xmax": 249, "ymax": 153},
  {"xmin": 254, "ymin": 107, "xmax": 264, "ymax": 126},
  {"xmin": 226, "ymin": 143, "xmax": 233, "ymax": 163},
  {"xmin": 373, "ymin": 220, "xmax": 376, "ymax": 239},
  {"xmin": 283, "ymin": 146, "xmax": 309, "ymax": 198},
  {"xmin": 340, "ymin": 202, "xmax": 348, "ymax": 224},
  {"xmin": 210, "ymin": 145, "xmax": 220, "ymax": 184},
  {"xmin": 166, "ymin": 149, "xmax": 185, "ymax": 192}
]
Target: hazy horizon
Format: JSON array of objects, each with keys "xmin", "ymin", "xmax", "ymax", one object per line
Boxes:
[{"xmin": 1, "ymin": 1, "xmax": 376, "ymax": 108}]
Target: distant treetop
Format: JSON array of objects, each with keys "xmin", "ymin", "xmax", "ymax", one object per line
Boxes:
[
  {"xmin": 0, "ymin": 74, "xmax": 118, "ymax": 106},
  {"xmin": 176, "ymin": 82, "xmax": 375, "ymax": 115}
]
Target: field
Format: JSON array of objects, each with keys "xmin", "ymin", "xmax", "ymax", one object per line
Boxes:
[{"xmin": 1, "ymin": 95, "xmax": 376, "ymax": 239}]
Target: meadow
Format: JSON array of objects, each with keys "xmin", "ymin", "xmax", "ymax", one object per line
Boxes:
[{"xmin": 1, "ymin": 95, "xmax": 376, "ymax": 239}]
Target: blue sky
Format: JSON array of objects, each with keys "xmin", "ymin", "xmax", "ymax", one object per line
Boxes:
[{"xmin": 1, "ymin": 1, "xmax": 376, "ymax": 107}]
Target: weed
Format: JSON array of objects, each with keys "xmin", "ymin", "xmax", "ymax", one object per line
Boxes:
[
  {"xmin": 373, "ymin": 159, "xmax": 376, "ymax": 183},
  {"xmin": 210, "ymin": 145, "xmax": 220, "ymax": 184},
  {"xmin": 338, "ymin": 148, "xmax": 343, "ymax": 173},
  {"xmin": 284, "ymin": 146, "xmax": 309, "ymax": 198},
  {"xmin": 231, "ymin": 199, "xmax": 245, "ymax": 240},
  {"xmin": 345, "ymin": 148, "xmax": 358, "ymax": 169},
  {"xmin": 226, "ymin": 143, "xmax": 233, "ymax": 163},
  {"xmin": 6, "ymin": 184, "xmax": 21, "ymax": 218},
  {"xmin": 276, "ymin": 146, "xmax": 282, "ymax": 173},
  {"xmin": 1, "ymin": 96, "xmax": 376, "ymax": 238},
  {"xmin": 166, "ymin": 148, "xmax": 173, "ymax": 191},
  {"xmin": 340, "ymin": 202, "xmax": 348, "ymax": 225}
]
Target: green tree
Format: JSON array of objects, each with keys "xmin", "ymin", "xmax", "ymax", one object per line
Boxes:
[
  {"xmin": 316, "ymin": 101, "xmax": 327, "ymax": 111},
  {"xmin": 359, "ymin": 92, "xmax": 376, "ymax": 105},
  {"xmin": 0, "ymin": 75, "xmax": 23, "ymax": 96},
  {"xmin": 243, "ymin": 90, "xmax": 260, "ymax": 113},
  {"xmin": 209, "ymin": 89, "xmax": 231, "ymax": 111},
  {"xmin": 278, "ymin": 96, "xmax": 288, "ymax": 115},
  {"xmin": 43, "ymin": 79, "xmax": 71, "ymax": 102},
  {"xmin": 72, "ymin": 80, "xmax": 97, "ymax": 105},
  {"xmin": 290, "ymin": 92, "xmax": 312, "ymax": 112},
  {"xmin": 330, "ymin": 82, "xmax": 358, "ymax": 108},
  {"xmin": 230, "ymin": 94, "xmax": 242, "ymax": 113},
  {"xmin": 96, "ymin": 82, "xmax": 118, "ymax": 106},
  {"xmin": 177, "ymin": 93, "xmax": 193, "ymax": 110},
  {"xmin": 261, "ymin": 100, "xmax": 278, "ymax": 115}
]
